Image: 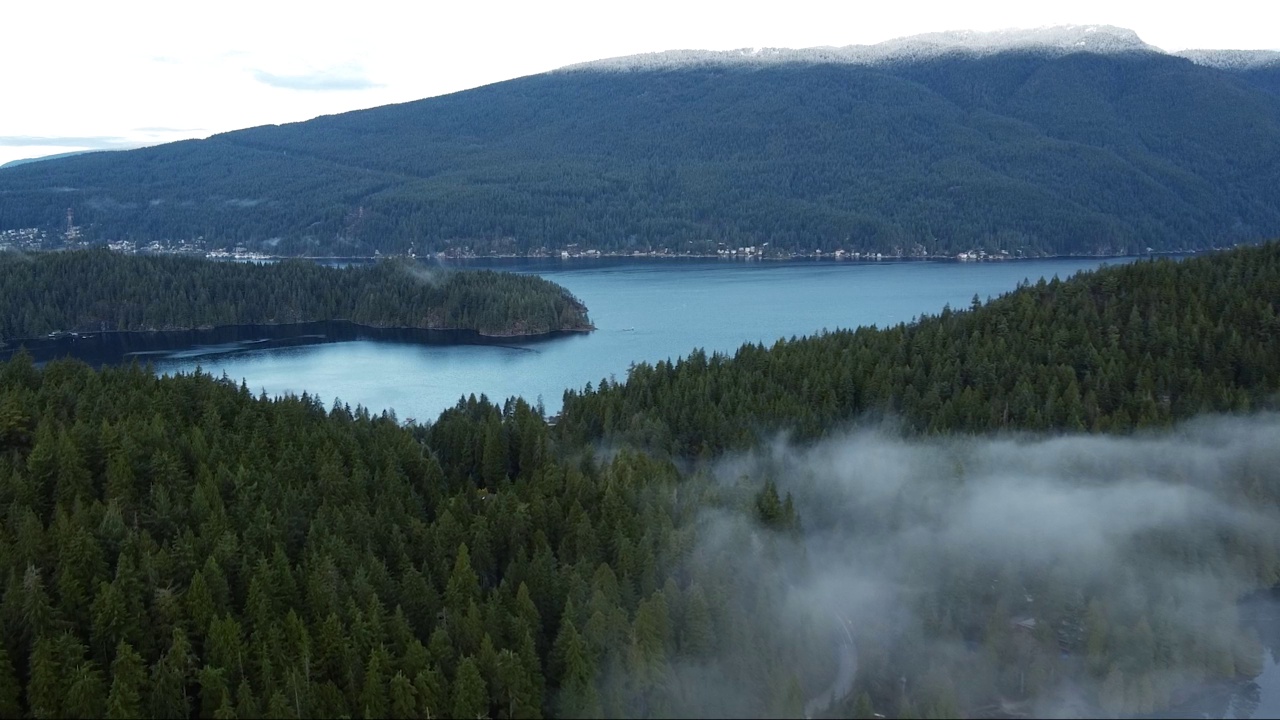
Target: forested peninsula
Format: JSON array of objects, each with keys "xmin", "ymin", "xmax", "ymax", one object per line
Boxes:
[
  {"xmin": 0, "ymin": 243, "xmax": 1277, "ymax": 718},
  {"xmin": 559, "ymin": 242, "xmax": 1280, "ymax": 453},
  {"xmin": 0, "ymin": 250, "xmax": 592, "ymax": 342}
]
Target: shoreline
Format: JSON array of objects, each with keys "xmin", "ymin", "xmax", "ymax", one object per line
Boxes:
[
  {"xmin": 237, "ymin": 249, "xmax": 1202, "ymax": 263},
  {"xmin": 1, "ymin": 319, "xmax": 595, "ymax": 351}
]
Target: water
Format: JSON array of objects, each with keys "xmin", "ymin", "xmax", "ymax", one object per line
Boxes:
[
  {"xmin": 1157, "ymin": 591, "xmax": 1280, "ymax": 719},
  {"xmin": 130, "ymin": 256, "xmax": 1134, "ymax": 419},
  {"xmin": 5, "ymin": 256, "xmax": 1139, "ymax": 419}
]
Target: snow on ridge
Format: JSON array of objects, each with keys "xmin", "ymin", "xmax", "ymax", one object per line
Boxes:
[
  {"xmin": 1176, "ymin": 49, "xmax": 1280, "ymax": 70},
  {"xmin": 557, "ymin": 25, "xmax": 1160, "ymax": 73}
]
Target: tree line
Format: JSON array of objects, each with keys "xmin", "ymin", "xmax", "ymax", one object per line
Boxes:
[
  {"xmin": 0, "ymin": 250, "xmax": 592, "ymax": 342},
  {"xmin": 557, "ymin": 244, "xmax": 1280, "ymax": 455}
]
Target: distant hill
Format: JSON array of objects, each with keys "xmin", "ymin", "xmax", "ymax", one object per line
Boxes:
[
  {"xmin": 0, "ymin": 150, "xmax": 102, "ymax": 169},
  {"xmin": 2, "ymin": 26, "xmax": 1279, "ymax": 257}
]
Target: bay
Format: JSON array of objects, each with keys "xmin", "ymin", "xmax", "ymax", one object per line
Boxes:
[{"xmin": 144, "ymin": 256, "xmax": 1134, "ymax": 420}]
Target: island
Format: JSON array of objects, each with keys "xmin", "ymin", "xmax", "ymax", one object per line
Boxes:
[{"xmin": 0, "ymin": 249, "xmax": 593, "ymax": 343}]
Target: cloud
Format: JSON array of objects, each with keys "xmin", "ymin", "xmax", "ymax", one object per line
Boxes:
[
  {"xmin": 651, "ymin": 413, "xmax": 1280, "ymax": 718},
  {"xmin": 132, "ymin": 126, "xmax": 209, "ymax": 134},
  {"xmin": 0, "ymin": 135, "xmax": 141, "ymax": 149},
  {"xmin": 251, "ymin": 65, "xmax": 382, "ymax": 91}
]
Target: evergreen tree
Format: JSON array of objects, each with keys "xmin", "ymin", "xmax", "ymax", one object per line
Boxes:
[
  {"xmin": 389, "ymin": 671, "xmax": 418, "ymax": 719},
  {"xmin": 105, "ymin": 640, "xmax": 146, "ymax": 720},
  {"xmin": 0, "ymin": 646, "xmax": 18, "ymax": 718},
  {"xmin": 452, "ymin": 657, "xmax": 488, "ymax": 720},
  {"xmin": 552, "ymin": 620, "xmax": 599, "ymax": 719},
  {"xmin": 27, "ymin": 636, "xmax": 61, "ymax": 720},
  {"xmin": 853, "ymin": 691, "xmax": 875, "ymax": 719},
  {"xmin": 413, "ymin": 667, "xmax": 448, "ymax": 719},
  {"xmin": 234, "ymin": 678, "xmax": 260, "ymax": 719},
  {"xmin": 63, "ymin": 661, "xmax": 107, "ymax": 719},
  {"xmin": 360, "ymin": 645, "xmax": 390, "ymax": 720}
]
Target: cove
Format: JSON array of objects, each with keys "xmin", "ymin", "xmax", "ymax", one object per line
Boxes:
[
  {"xmin": 123, "ymin": 256, "xmax": 1139, "ymax": 420},
  {"xmin": 8, "ymin": 256, "xmax": 1144, "ymax": 420}
]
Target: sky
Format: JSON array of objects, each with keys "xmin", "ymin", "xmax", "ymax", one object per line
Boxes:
[{"xmin": 2, "ymin": 0, "xmax": 1277, "ymax": 167}]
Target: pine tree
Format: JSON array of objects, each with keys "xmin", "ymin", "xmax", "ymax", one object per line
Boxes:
[
  {"xmin": 63, "ymin": 662, "xmax": 107, "ymax": 719},
  {"xmin": 214, "ymin": 689, "xmax": 238, "ymax": 720},
  {"xmin": 106, "ymin": 640, "xmax": 146, "ymax": 720},
  {"xmin": 389, "ymin": 671, "xmax": 418, "ymax": 719},
  {"xmin": 188, "ymin": 569, "xmax": 218, "ymax": 639},
  {"xmin": 150, "ymin": 644, "xmax": 193, "ymax": 719},
  {"xmin": 482, "ymin": 419, "xmax": 508, "ymax": 489},
  {"xmin": 234, "ymin": 678, "xmax": 261, "ymax": 719},
  {"xmin": 0, "ymin": 647, "xmax": 16, "ymax": 718},
  {"xmin": 446, "ymin": 544, "xmax": 481, "ymax": 614},
  {"xmin": 27, "ymin": 636, "xmax": 62, "ymax": 719},
  {"xmin": 266, "ymin": 689, "xmax": 292, "ymax": 719},
  {"xmin": 428, "ymin": 626, "xmax": 456, "ymax": 678},
  {"xmin": 853, "ymin": 691, "xmax": 875, "ymax": 719},
  {"xmin": 552, "ymin": 620, "xmax": 599, "ymax": 719},
  {"xmin": 360, "ymin": 645, "xmax": 390, "ymax": 719},
  {"xmin": 678, "ymin": 584, "xmax": 714, "ymax": 658},
  {"xmin": 452, "ymin": 656, "xmax": 488, "ymax": 720},
  {"xmin": 494, "ymin": 648, "xmax": 540, "ymax": 719},
  {"xmin": 20, "ymin": 565, "xmax": 59, "ymax": 642},
  {"xmin": 512, "ymin": 582, "xmax": 542, "ymax": 652},
  {"xmin": 199, "ymin": 664, "xmax": 231, "ymax": 720},
  {"xmin": 414, "ymin": 667, "xmax": 448, "ymax": 719}
]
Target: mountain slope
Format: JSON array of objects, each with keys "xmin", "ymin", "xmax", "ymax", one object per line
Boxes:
[{"xmin": 2, "ymin": 28, "xmax": 1279, "ymax": 257}]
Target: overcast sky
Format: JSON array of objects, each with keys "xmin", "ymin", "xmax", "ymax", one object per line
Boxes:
[{"xmin": 2, "ymin": 0, "xmax": 1276, "ymax": 166}]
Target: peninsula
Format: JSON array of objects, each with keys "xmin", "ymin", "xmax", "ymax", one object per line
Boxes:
[{"xmin": 0, "ymin": 249, "xmax": 593, "ymax": 342}]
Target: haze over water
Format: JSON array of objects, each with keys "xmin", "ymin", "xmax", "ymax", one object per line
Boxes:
[{"xmin": 154, "ymin": 257, "xmax": 1134, "ymax": 420}]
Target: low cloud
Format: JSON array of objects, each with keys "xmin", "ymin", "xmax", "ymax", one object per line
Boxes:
[
  {"xmin": 252, "ymin": 65, "xmax": 382, "ymax": 91},
  {"xmin": 646, "ymin": 414, "xmax": 1280, "ymax": 718},
  {"xmin": 132, "ymin": 126, "xmax": 209, "ymax": 135},
  {"xmin": 0, "ymin": 135, "xmax": 140, "ymax": 149}
]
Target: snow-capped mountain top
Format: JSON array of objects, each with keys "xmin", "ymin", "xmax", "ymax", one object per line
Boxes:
[
  {"xmin": 1176, "ymin": 49, "xmax": 1280, "ymax": 70},
  {"xmin": 559, "ymin": 25, "xmax": 1160, "ymax": 73},
  {"xmin": 874, "ymin": 25, "xmax": 1155, "ymax": 55}
]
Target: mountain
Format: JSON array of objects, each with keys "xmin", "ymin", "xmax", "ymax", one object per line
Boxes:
[
  {"xmin": 564, "ymin": 24, "xmax": 1159, "ymax": 71},
  {"xmin": 0, "ymin": 150, "xmax": 104, "ymax": 170},
  {"xmin": 2, "ymin": 26, "xmax": 1279, "ymax": 257},
  {"xmin": 1177, "ymin": 48, "xmax": 1280, "ymax": 96}
]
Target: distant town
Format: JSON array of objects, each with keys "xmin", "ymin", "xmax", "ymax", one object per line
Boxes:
[{"xmin": 2, "ymin": 225, "xmax": 1184, "ymax": 263}]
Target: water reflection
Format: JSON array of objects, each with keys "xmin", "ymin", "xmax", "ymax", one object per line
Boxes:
[
  {"xmin": 1, "ymin": 320, "xmax": 564, "ymax": 367},
  {"xmin": 1153, "ymin": 590, "xmax": 1280, "ymax": 719}
]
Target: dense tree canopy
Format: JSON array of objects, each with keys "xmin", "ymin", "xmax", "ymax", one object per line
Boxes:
[
  {"xmin": 2, "ymin": 50, "xmax": 1279, "ymax": 257},
  {"xmin": 558, "ymin": 243, "xmax": 1280, "ymax": 455},
  {"xmin": 0, "ymin": 243, "xmax": 1277, "ymax": 718},
  {"xmin": 0, "ymin": 250, "xmax": 592, "ymax": 341}
]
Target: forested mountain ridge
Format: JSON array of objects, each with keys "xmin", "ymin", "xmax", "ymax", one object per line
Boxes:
[
  {"xmin": 3, "ymin": 28, "xmax": 1280, "ymax": 257},
  {"xmin": 0, "ymin": 250, "xmax": 592, "ymax": 341},
  {"xmin": 0, "ymin": 246, "xmax": 1278, "ymax": 718}
]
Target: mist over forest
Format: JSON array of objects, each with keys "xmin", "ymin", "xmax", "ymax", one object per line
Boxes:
[{"xmin": 688, "ymin": 413, "xmax": 1280, "ymax": 718}]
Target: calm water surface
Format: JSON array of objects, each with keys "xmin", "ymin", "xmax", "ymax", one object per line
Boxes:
[{"xmin": 148, "ymin": 257, "xmax": 1133, "ymax": 419}]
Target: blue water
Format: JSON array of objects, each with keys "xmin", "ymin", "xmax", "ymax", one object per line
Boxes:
[{"xmin": 150, "ymin": 257, "xmax": 1134, "ymax": 420}]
